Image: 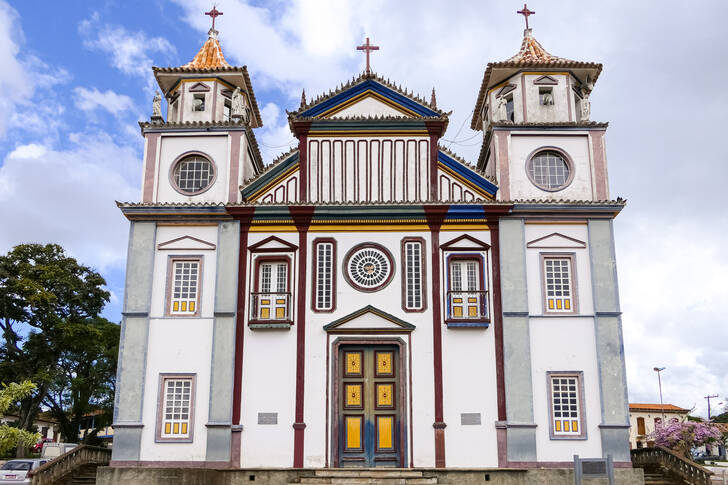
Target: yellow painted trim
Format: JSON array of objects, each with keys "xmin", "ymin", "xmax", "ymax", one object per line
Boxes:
[
  {"xmin": 249, "ymin": 225, "xmax": 298, "ymax": 232},
  {"xmin": 310, "ymin": 224, "xmax": 430, "ymax": 232},
  {"xmin": 307, "ymin": 130, "xmax": 429, "ymax": 137},
  {"xmin": 441, "ymin": 224, "xmax": 491, "ymax": 231},
  {"xmin": 437, "ymin": 162, "xmax": 495, "ymax": 200},
  {"xmin": 319, "ymin": 90, "xmax": 418, "ymax": 118},
  {"xmin": 246, "ymin": 165, "xmax": 300, "ymax": 202}
]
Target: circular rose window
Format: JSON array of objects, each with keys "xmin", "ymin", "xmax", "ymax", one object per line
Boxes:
[{"xmin": 344, "ymin": 244, "xmax": 394, "ymax": 292}]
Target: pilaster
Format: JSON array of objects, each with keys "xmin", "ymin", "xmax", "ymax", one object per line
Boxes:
[
  {"xmin": 205, "ymin": 220, "xmax": 241, "ymax": 462},
  {"xmin": 112, "ymin": 222, "xmax": 156, "ymax": 462},
  {"xmin": 498, "ymin": 218, "xmax": 537, "ymax": 462},
  {"xmin": 588, "ymin": 219, "xmax": 630, "ymax": 461}
]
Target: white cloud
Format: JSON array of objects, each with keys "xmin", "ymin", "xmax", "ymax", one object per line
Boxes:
[
  {"xmin": 80, "ymin": 14, "xmax": 176, "ymax": 91},
  {"xmin": 73, "ymin": 87, "xmax": 137, "ymax": 116},
  {"xmin": 0, "ymin": 134, "xmax": 140, "ymax": 271}
]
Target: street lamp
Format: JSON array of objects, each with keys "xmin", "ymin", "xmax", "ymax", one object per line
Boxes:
[{"xmin": 654, "ymin": 367, "xmax": 666, "ymax": 422}]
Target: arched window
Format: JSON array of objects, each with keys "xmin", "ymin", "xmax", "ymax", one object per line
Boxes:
[
  {"xmin": 171, "ymin": 153, "xmax": 216, "ymax": 195},
  {"xmin": 527, "ymin": 149, "xmax": 573, "ymax": 191}
]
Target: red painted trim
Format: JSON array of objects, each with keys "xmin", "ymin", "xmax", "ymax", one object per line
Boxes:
[
  {"xmin": 440, "ymin": 233, "xmax": 491, "ymax": 251},
  {"xmin": 324, "ymin": 332, "xmax": 330, "ymax": 468},
  {"xmin": 248, "ymin": 235, "xmax": 299, "ymax": 252},
  {"xmin": 296, "ymin": 127, "xmax": 310, "ymax": 201},
  {"xmin": 142, "ymin": 133, "xmax": 160, "ymax": 202},
  {"xmin": 591, "ymin": 130, "xmax": 608, "ymax": 200},
  {"xmin": 520, "ymin": 73, "xmax": 528, "ymax": 122},
  {"xmin": 490, "ymin": 222, "xmax": 507, "ymax": 467},
  {"xmin": 311, "ymin": 238, "xmax": 337, "ymax": 313},
  {"xmin": 290, "ymin": 206, "xmax": 315, "ymax": 468},
  {"xmin": 495, "ymin": 131, "xmax": 510, "ymax": 200},
  {"xmin": 423, "ymin": 205, "xmax": 449, "ymax": 468},
  {"xmin": 228, "ymin": 131, "xmax": 242, "ymax": 203},
  {"xmin": 429, "ymin": 135, "xmax": 438, "ymax": 201},
  {"xmin": 407, "ymin": 332, "xmax": 414, "ymax": 468},
  {"xmin": 230, "ymin": 207, "xmax": 255, "ymax": 467}
]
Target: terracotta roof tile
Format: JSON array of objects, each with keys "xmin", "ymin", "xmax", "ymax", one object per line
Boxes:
[
  {"xmin": 629, "ymin": 403, "xmax": 691, "ymax": 413},
  {"xmin": 506, "ymin": 29, "xmax": 575, "ymax": 64},
  {"xmin": 182, "ymin": 29, "xmax": 230, "ymax": 69}
]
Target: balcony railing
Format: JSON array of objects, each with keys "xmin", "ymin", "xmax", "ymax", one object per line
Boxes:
[
  {"xmin": 446, "ymin": 290, "xmax": 489, "ymax": 322},
  {"xmin": 250, "ymin": 292, "xmax": 291, "ymax": 323}
]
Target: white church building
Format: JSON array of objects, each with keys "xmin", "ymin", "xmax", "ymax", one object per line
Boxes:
[{"xmin": 107, "ymin": 8, "xmax": 641, "ymax": 484}]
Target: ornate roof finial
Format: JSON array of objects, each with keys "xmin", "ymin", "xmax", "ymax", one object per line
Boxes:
[
  {"xmin": 300, "ymin": 89, "xmax": 307, "ymax": 109},
  {"xmin": 430, "ymin": 87, "xmax": 437, "ymax": 109},
  {"xmin": 205, "ymin": 5, "xmax": 223, "ymax": 30},
  {"xmin": 517, "ymin": 3, "xmax": 535, "ymax": 30},
  {"xmin": 356, "ymin": 37, "xmax": 380, "ymax": 75}
]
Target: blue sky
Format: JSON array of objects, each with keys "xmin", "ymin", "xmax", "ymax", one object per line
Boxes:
[{"xmin": 1, "ymin": 0, "xmax": 726, "ymax": 418}]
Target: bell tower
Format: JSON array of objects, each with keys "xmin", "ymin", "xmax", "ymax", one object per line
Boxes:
[
  {"xmin": 471, "ymin": 8, "xmax": 608, "ymax": 201},
  {"xmin": 139, "ymin": 9, "xmax": 264, "ymax": 204}
]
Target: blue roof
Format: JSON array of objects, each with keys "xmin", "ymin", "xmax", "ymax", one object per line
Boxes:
[{"xmin": 438, "ymin": 150, "xmax": 498, "ymax": 196}]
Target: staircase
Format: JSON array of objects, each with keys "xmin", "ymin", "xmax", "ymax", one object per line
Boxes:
[
  {"xmin": 29, "ymin": 445, "xmax": 111, "ymax": 485},
  {"xmin": 643, "ymin": 470, "xmax": 683, "ymax": 485},
  {"xmin": 288, "ymin": 469, "xmax": 443, "ymax": 485},
  {"xmin": 632, "ymin": 446, "xmax": 714, "ymax": 485}
]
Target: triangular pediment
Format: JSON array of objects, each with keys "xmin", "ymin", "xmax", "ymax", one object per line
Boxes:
[
  {"xmin": 526, "ymin": 232, "xmax": 586, "ymax": 248},
  {"xmin": 157, "ymin": 235, "xmax": 216, "ymax": 251},
  {"xmin": 296, "ymin": 76, "xmax": 443, "ymax": 119},
  {"xmin": 323, "ymin": 305, "xmax": 416, "ymax": 333},
  {"xmin": 495, "ymin": 83, "xmax": 517, "ymax": 97},
  {"xmin": 440, "ymin": 234, "xmax": 490, "ymax": 251},
  {"xmin": 248, "ymin": 235, "xmax": 298, "ymax": 252},
  {"xmin": 188, "ymin": 82, "xmax": 211, "ymax": 92},
  {"xmin": 533, "ymin": 75, "xmax": 559, "ymax": 85}
]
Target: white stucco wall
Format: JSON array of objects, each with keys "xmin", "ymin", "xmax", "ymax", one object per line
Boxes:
[{"xmin": 508, "ymin": 133, "xmax": 594, "ymax": 201}]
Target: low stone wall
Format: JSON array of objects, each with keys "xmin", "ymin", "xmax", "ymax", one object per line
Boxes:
[{"xmin": 97, "ymin": 467, "xmax": 645, "ymax": 485}]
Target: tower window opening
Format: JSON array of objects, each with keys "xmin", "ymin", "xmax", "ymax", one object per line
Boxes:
[
  {"xmin": 505, "ymin": 94, "xmax": 514, "ymax": 122},
  {"xmin": 193, "ymin": 94, "xmax": 206, "ymax": 111},
  {"xmin": 223, "ymin": 100, "xmax": 232, "ymax": 121},
  {"xmin": 540, "ymin": 87, "xmax": 554, "ymax": 106}
]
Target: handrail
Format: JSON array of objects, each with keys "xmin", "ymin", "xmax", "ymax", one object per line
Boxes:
[
  {"xmin": 29, "ymin": 444, "xmax": 111, "ymax": 485},
  {"xmin": 631, "ymin": 446, "xmax": 714, "ymax": 485}
]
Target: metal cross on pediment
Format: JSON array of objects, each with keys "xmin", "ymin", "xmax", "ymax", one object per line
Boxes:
[
  {"xmin": 357, "ymin": 37, "xmax": 380, "ymax": 74},
  {"xmin": 517, "ymin": 3, "xmax": 535, "ymax": 29},
  {"xmin": 205, "ymin": 5, "xmax": 223, "ymax": 30}
]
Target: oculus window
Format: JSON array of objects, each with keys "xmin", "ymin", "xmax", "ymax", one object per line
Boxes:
[
  {"xmin": 527, "ymin": 150, "xmax": 572, "ymax": 191},
  {"xmin": 344, "ymin": 244, "xmax": 394, "ymax": 292},
  {"xmin": 172, "ymin": 154, "xmax": 216, "ymax": 195}
]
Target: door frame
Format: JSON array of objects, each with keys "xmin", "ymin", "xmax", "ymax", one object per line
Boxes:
[{"xmin": 330, "ymin": 337, "xmax": 408, "ymax": 468}]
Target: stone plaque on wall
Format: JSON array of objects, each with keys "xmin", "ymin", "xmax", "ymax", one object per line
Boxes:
[
  {"xmin": 460, "ymin": 413, "xmax": 482, "ymax": 425},
  {"xmin": 258, "ymin": 412, "xmax": 278, "ymax": 425}
]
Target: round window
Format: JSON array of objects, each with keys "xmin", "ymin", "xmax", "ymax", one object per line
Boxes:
[
  {"xmin": 172, "ymin": 154, "xmax": 216, "ymax": 195},
  {"xmin": 344, "ymin": 244, "xmax": 394, "ymax": 292},
  {"xmin": 527, "ymin": 150, "xmax": 572, "ymax": 191}
]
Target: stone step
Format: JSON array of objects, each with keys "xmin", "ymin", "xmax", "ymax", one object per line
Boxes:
[
  {"xmin": 314, "ymin": 470, "xmax": 424, "ymax": 478},
  {"xmin": 293, "ymin": 480, "xmax": 436, "ymax": 485}
]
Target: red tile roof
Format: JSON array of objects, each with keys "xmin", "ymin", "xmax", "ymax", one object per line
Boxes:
[
  {"xmin": 506, "ymin": 29, "xmax": 576, "ymax": 64},
  {"xmin": 182, "ymin": 29, "xmax": 230, "ymax": 69},
  {"xmin": 629, "ymin": 403, "xmax": 691, "ymax": 413}
]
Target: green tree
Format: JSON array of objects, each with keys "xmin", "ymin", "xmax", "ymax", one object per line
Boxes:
[
  {"xmin": 0, "ymin": 244, "xmax": 115, "ymax": 453},
  {"xmin": 0, "ymin": 381, "xmax": 40, "ymax": 457}
]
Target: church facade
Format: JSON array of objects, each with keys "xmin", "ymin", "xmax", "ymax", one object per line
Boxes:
[{"xmin": 111, "ymin": 13, "xmax": 635, "ymax": 478}]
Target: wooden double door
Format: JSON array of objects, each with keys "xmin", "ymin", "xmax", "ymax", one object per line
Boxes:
[{"xmin": 337, "ymin": 345, "xmax": 403, "ymax": 467}]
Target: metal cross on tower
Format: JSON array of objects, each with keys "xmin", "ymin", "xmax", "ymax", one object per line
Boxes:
[
  {"xmin": 517, "ymin": 4, "xmax": 535, "ymax": 29},
  {"xmin": 357, "ymin": 37, "xmax": 380, "ymax": 74},
  {"xmin": 205, "ymin": 5, "xmax": 223, "ymax": 30}
]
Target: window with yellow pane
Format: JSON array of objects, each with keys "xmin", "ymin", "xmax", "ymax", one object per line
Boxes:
[
  {"xmin": 167, "ymin": 258, "xmax": 202, "ymax": 316},
  {"xmin": 541, "ymin": 254, "xmax": 577, "ymax": 314},
  {"xmin": 547, "ymin": 371, "xmax": 586, "ymax": 440},
  {"xmin": 156, "ymin": 374, "xmax": 195, "ymax": 442}
]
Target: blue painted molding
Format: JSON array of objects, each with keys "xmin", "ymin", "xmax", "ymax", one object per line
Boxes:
[
  {"xmin": 300, "ymin": 79, "xmax": 439, "ymax": 118},
  {"xmin": 241, "ymin": 151, "xmax": 299, "ymax": 200},
  {"xmin": 438, "ymin": 150, "xmax": 498, "ymax": 196}
]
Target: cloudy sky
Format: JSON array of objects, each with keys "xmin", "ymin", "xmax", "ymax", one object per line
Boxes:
[{"xmin": 1, "ymin": 0, "xmax": 726, "ymax": 418}]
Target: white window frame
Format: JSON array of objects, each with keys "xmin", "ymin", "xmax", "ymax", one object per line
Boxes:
[
  {"xmin": 166, "ymin": 257, "xmax": 202, "ymax": 317},
  {"xmin": 251, "ymin": 257, "xmax": 292, "ymax": 323},
  {"xmin": 547, "ymin": 371, "xmax": 586, "ymax": 440},
  {"xmin": 156, "ymin": 374, "xmax": 196, "ymax": 443},
  {"xmin": 541, "ymin": 253, "xmax": 578, "ymax": 314}
]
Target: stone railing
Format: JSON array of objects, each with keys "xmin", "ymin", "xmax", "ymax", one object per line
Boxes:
[
  {"xmin": 631, "ymin": 446, "xmax": 714, "ymax": 485},
  {"xmin": 29, "ymin": 444, "xmax": 111, "ymax": 485}
]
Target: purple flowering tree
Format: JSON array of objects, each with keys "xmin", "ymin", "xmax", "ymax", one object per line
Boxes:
[{"xmin": 650, "ymin": 418, "xmax": 722, "ymax": 459}]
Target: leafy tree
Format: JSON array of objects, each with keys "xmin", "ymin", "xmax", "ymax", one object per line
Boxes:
[
  {"xmin": 651, "ymin": 418, "xmax": 722, "ymax": 459},
  {"xmin": 0, "ymin": 244, "xmax": 115, "ymax": 453},
  {"xmin": 0, "ymin": 381, "xmax": 40, "ymax": 457}
]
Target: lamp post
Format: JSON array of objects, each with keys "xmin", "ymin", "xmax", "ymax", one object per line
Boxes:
[{"xmin": 654, "ymin": 367, "xmax": 666, "ymax": 422}]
